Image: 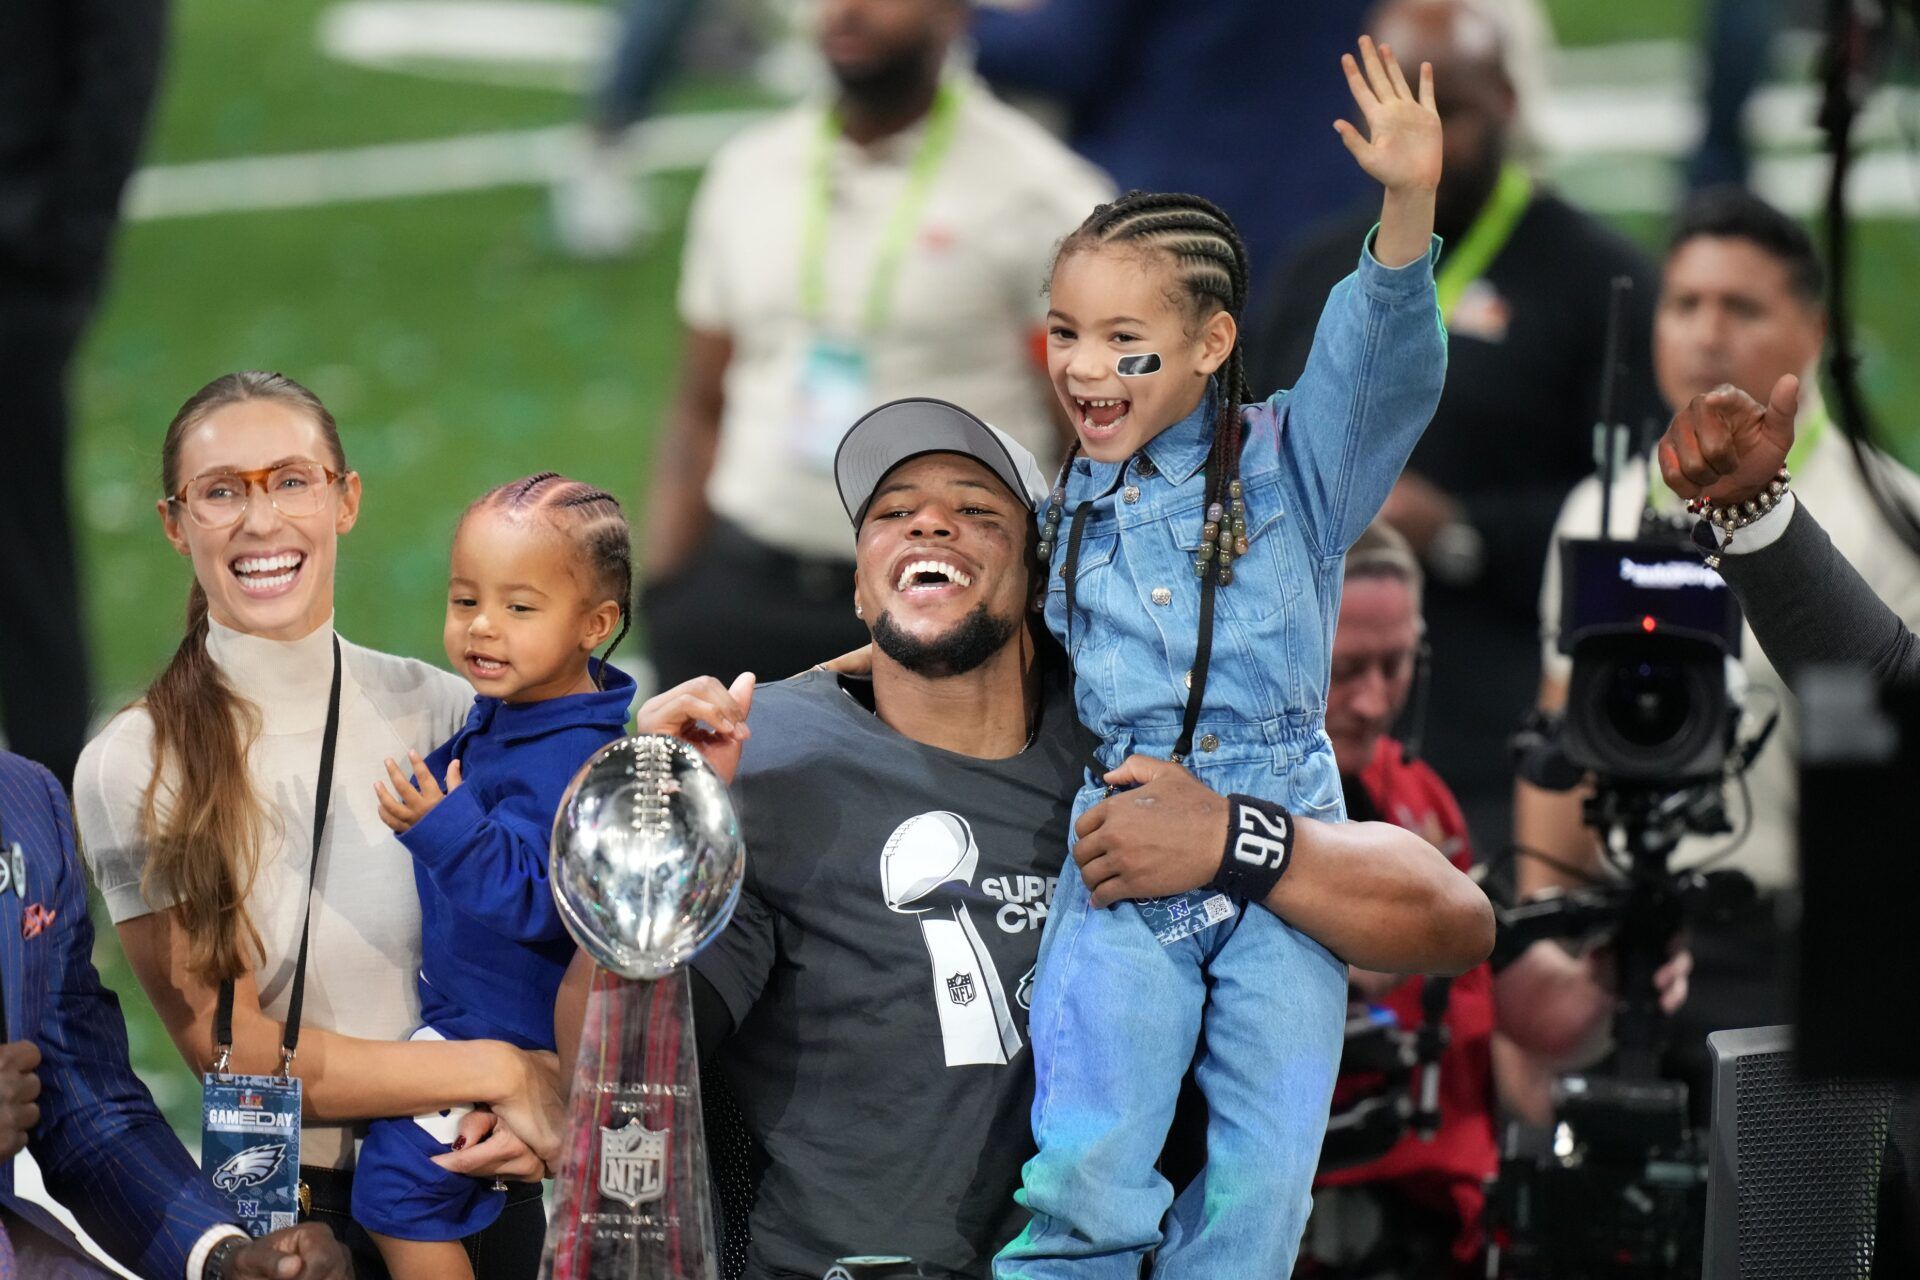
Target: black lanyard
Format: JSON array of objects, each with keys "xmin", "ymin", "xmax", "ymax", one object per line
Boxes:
[
  {"xmin": 1060, "ymin": 463, "xmax": 1220, "ymax": 766},
  {"xmin": 212, "ymin": 635, "xmax": 343, "ymax": 1078}
]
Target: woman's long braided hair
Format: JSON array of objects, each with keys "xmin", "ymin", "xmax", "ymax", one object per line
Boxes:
[{"xmin": 1046, "ymin": 190, "xmax": 1256, "ymax": 584}]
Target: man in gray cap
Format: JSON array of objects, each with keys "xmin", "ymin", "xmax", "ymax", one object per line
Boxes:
[{"xmin": 562, "ymin": 399, "xmax": 1493, "ymax": 1280}]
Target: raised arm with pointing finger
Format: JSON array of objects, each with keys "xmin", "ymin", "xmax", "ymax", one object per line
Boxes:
[{"xmin": 1659, "ymin": 375, "xmax": 1920, "ymax": 685}]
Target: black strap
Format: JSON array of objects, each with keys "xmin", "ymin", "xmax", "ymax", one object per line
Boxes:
[
  {"xmin": 213, "ymin": 635, "xmax": 343, "ymax": 1077},
  {"xmin": 1060, "ymin": 497, "xmax": 1095, "ymax": 659},
  {"xmin": 1176, "ymin": 565, "xmax": 1219, "ymax": 765},
  {"xmin": 1058, "ymin": 459, "xmax": 1223, "ymax": 767}
]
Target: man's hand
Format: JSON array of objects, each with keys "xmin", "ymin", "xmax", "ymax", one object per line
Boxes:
[
  {"xmin": 227, "ymin": 1224, "xmax": 353, "ymax": 1279},
  {"xmin": 374, "ymin": 752, "xmax": 462, "ymax": 835},
  {"xmin": 636, "ymin": 673, "xmax": 755, "ymax": 785},
  {"xmin": 815, "ymin": 645, "xmax": 874, "ymax": 678},
  {"xmin": 1074, "ymin": 756, "xmax": 1228, "ymax": 908},
  {"xmin": 1658, "ymin": 374, "xmax": 1799, "ymax": 507},
  {"xmin": 0, "ymin": 1040, "xmax": 43, "ymax": 1160}
]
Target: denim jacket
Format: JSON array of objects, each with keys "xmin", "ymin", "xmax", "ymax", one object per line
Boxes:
[{"xmin": 1042, "ymin": 233, "xmax": 1446, "ymax": 820}]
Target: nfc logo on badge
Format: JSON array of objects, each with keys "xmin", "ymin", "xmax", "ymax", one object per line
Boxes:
[{"xmin": 599, "ymin": 1119, "xmax": 669, "ymax": 1207}]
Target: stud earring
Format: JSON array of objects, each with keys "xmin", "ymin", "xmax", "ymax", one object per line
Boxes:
[{"xmin": 855, "ymin": 603, "xmax": 864, "ymax": 618}]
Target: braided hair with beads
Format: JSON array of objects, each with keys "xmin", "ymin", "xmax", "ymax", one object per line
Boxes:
[{"xmin": 1037, "ymin": 190, "xmax": 1257, "ymax": 585}]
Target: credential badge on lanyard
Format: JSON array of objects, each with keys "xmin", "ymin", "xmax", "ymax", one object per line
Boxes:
[{"xmin": 201, "ymin": 635, "xmax": 342, "ymax": 1233}]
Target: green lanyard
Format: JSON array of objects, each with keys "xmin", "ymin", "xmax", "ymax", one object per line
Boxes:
[
  {"xmin": 800, "ymin": 80, "xmax": 962, "ymax": 335},
  {"xmin": 1434, "ymin": 163, "xmax": 1533, "ymax": 323},
  {"xmin": 1785, "ymin": 399, "xmax": 1829, "ymax": 474}
]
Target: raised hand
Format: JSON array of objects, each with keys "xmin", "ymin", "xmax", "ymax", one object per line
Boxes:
[
  {"xmin": 1657, "ymin": 374, "xmax": 1800, "ymax": 507},
  {"xmin": 1335, "ymin": 36, "xmax": 1442, "ymax": 196},
  {"xmin": 634, "ymin": 673, "xmax": 755, "ymax": 784},
  {"xmin": 374, "ymin": 751, "xmax": 462, "ymax": 834}
]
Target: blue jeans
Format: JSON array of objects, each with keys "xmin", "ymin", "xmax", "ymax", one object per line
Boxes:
[
  {"xmin": 592, "ymin": 0, "xmax": 700, "ymax": 133},
  {"xmin": 996, "ymin": 778, "xmax": 1347, "ymax": 1278}
]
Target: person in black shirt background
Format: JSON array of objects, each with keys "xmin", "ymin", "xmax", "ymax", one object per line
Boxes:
[
  {"xmin": 0, "ymin": 0, "xmax": 168, "ymax": 788},
  {"xmin": 1249, "ymin": 0, "xmax": 1665, "ymax": 857}
]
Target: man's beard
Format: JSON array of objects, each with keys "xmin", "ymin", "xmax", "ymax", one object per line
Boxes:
[
  {"xmin": 871, "ymin": 603, "xmax": 1018, "ymax": 678},
  {"xmin": 832, "ymin": 43, "xmax": 936, "ymax": 113}
]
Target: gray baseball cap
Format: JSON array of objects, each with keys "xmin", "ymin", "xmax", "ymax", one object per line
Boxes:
[{"xmin": 834, "ymin": 397, "xmax": 1050, "ymax": 526}]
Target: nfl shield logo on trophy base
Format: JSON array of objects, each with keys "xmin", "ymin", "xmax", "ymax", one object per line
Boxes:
[
  {"xmin": 540, "ymin": 736, "xmax": 746, "ymax": 1280},
  {"xmin": 599, "ymin": 1120, "xmax": 668, "ymax": 1208}
]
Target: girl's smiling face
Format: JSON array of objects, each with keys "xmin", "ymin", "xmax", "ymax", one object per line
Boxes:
[
  {"xmin": 159, "ymin": 397, "xmax": 359, "ymax": 642},
  {"xmin": 1046, "ymin": 244, "xmax": 1238, "ymax": 463},
  {"xmin": 443, "ymin": 507, "xmax": 621, "ymax": 704}
]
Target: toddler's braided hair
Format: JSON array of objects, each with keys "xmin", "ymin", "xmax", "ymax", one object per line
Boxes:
[
  {"xmin": 1053, "ymin": 190, "xmax": 1256, "ymax": 583},
  {"xmin": 465, "ymin": 472, "xmax": 633, "ymax": 685}
]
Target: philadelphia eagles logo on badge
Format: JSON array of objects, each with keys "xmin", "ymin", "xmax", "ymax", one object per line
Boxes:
[
  {"xmin": 600, "ymin": 1119, "xmax": 668, "ymax": 1207},
  {"xmin": 212, "ymin": 1142, "xmax": 288, "ymax": 1192}
]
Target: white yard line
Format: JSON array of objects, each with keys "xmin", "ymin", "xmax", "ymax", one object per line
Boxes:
[
  {"xmin": 126, "ymin": 108, "xmax": 767, "ymax": 221},
  {"xmin": 126, "ymin": 11, "xmax": 1920, "ymax": 225}
]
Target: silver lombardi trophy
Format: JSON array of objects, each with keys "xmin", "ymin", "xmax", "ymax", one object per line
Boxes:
[{"xmin": 542, "ymin": 735, "xmax": 745, "ymax": 1280}]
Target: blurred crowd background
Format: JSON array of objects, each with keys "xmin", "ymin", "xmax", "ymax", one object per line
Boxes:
[{"xmin": 8, "ymin": 0, "xmax": 1920, "ymax": 1152}]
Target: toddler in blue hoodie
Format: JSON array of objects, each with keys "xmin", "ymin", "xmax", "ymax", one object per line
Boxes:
[{"xmin": 357, "ymin": 472, "xmax": 636, "ymax": 1278}]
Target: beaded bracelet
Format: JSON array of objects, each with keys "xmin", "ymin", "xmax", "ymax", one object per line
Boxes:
[{"xmin": 1685, "ymin": 466, "xmax": 1790, "ymax": 568}]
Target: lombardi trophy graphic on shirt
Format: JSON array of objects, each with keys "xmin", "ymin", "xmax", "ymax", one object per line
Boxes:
[{"xmin": 881, "ymin": 811, "xmax": 1022, "ymax": 1066}]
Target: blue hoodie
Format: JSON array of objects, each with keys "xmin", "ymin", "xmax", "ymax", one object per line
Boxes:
[{"xmin": 399, "ymin": 661, "xmax": 634, "ymax": 1049}]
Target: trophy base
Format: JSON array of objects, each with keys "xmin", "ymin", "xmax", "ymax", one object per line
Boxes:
[{"xmin": 541, "ymin": 967, "xmax": 719, "ymax": 1280}]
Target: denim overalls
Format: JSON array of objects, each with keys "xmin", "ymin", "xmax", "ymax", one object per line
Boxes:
[{"xmin": 998, "ymin": 234, "xmax": 1446, "ymax": 1279}]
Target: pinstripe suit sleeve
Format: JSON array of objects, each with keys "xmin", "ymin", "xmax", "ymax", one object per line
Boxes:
[{"xmin": 20, "ymin": 759, "xmax": 237, "ymax": 1278}]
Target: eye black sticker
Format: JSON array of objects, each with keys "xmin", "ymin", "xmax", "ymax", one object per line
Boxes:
[{"xmin": 1116, "ymin": 353, "xmax": 1162, "ymax": 377}]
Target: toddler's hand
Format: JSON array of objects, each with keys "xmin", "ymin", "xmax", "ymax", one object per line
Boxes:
[
  {"xmin": 375, "ymin": 751, "xmax": 461, "ymax": 834},
  {"xmin": 1335, "ymin": 35, "xmax": 1441, "ymax": 195}
]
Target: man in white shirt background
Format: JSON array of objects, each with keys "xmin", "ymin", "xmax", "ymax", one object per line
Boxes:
[
  {"xmin": 638, "ymin": 0, "xmax": 1110, "ymax": 690},
  {"xmin": 1513, "ymin": 187, "xmax": 1920, "ymax": 1113}
]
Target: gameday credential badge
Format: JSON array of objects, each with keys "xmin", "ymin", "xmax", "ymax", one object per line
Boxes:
[
  {"xmin": 201, "ymin": 1073, "xmax": 302, "ymax": 1234},
  {"xmin": 600, "ymin": 1119, "xmax": 669, "ymax": 1207}
]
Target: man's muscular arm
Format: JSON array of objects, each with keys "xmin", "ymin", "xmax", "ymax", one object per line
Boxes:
[{"xmin": 1073, "ymin": 755, "xmax": 1494, "ymax": 974}]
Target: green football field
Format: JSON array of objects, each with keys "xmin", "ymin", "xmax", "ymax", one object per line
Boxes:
[{"xmin": 75, "ymin": 0, "xmax": 1920, "ymax": 1137}]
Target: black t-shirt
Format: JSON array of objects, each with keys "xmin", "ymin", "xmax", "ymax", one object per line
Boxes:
[
  {"xmin": 1249, "ymin": 191, "xmax": 1664, "ymax": 851},
  {"xmin": 693, "ymin": 667, "xmax": 1090, "ymax": 1280}
]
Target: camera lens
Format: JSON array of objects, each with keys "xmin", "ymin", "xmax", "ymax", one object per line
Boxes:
[{"xmin": 1604, "ymin": 659, "xmax": 1691, "ymax": 748}]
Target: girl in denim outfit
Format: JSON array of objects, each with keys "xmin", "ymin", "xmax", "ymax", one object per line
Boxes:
[{"xmin": 997, "ymin": 38, "xmax": 1448, "ymax": 1278}]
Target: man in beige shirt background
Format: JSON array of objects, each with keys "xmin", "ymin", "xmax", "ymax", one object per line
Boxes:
[{"xmin": 640, "ymin": 0, "xmax": 1110, "ymax": 690}]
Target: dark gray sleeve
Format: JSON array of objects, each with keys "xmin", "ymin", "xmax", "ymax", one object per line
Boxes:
[
  {"xmin": 689, "ymin": 877, "xmax": 776, "ymax": 1037},
  {"xmin": 1715, "ymin": 500, "xmax": 1920, "ymax": 686}
]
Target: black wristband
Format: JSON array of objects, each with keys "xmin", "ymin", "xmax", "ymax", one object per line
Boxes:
[{"xmin": 1210, "ymin": 794, "xmax": 1295, "ymax": 902}]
